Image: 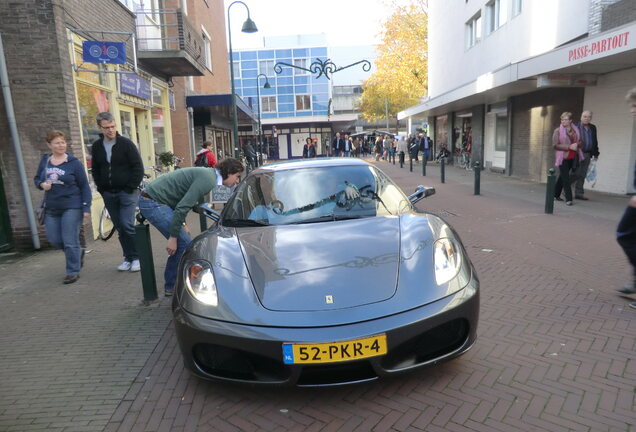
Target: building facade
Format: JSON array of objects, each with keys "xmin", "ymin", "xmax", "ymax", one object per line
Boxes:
[
  {"xmin": 0, "ymin": 0, "xmax": 219, "ymax": 250},
  {"xmin": 232, "ymin": 35, "xmax": 378, "ymax": 159},
  {"xmin": 399, "ymin": 0, "xmax": 636, "ymax": 194}
]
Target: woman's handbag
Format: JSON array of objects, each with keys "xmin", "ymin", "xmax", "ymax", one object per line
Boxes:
[{"xmin": 36, "ymin": 199, "xmax": 46, "ymax": 225}]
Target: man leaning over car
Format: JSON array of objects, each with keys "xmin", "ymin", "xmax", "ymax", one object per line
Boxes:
[{"xmin": 138, "ymin": 158, "xmax": 244, "ymax": 296}]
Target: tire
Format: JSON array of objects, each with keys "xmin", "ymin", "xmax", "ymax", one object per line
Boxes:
[{"xmin": 99, "ymin": 207, "xmax": 116, "ymax": 241}]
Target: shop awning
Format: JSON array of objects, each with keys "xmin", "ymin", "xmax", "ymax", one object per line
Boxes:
[{"xmin": 186, "ymin": 93, "xmax": 257, "ymax": 124}]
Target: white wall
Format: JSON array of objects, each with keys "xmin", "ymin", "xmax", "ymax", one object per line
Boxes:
[
  {"xmin": 429, "ymin": 0, "xmax": 590, "ymax": 98},
  {"xmin": 583, "ymin": 67, "xmax": 636, "ymax": 194}
]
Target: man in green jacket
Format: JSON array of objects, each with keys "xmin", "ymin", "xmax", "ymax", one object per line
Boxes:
[{"xmin": 138, "ymin": 158, "xmax": 244, "ymax": 296}]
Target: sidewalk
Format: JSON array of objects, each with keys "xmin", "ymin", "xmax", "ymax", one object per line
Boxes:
[{"xmin": 1, "ymin": 160, "xmax": 634, "ymax": 432}]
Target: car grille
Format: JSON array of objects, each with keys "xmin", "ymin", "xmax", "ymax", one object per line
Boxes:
[
  {"xmin": 193, "ymin": 344, "xmax": 291, "ymax": 383},
  {"xmin": 381, "ymin": 318, "xmax": 470, "ymax": 371}
]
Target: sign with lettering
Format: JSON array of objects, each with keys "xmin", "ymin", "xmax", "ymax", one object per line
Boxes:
[
  {"xmin": 568, "ymin": 31, "xmax": 630, "ymax": 62},
  {"xmin": 82, "ymin": 41, "xmax": 126, "ymax": 64},
  {"xmin": 120, "ymin": 73, "xmax": 151, "ymax": 100},
  {"xmin": 211, "ymin": 185, "xmax": 234, "ymax": 203},
  {"xmin": 537, "ymin": 73, "xmax": 598, "ymax": 88}
]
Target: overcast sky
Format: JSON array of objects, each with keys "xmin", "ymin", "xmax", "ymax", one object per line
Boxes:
[{"xmin": 224, "ymin": 0, "xmax": 404, "ymax": 49}]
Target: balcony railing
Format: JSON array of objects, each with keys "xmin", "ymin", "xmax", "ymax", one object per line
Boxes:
[{"xmin": 135, "ymin": 8, "xmax": 207, "ymax": 77}]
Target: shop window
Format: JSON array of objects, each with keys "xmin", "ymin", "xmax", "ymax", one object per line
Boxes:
[
  {"xmin": 152, "ymin": 107, "xmax": 167, "ymax": 155},
  {"xmin": 295, "ymin": 95, "xmax": 311, "ymax": 111},
  {"xmin": 76, "ymin": 83, "xmax": 110, "ymax": 173},
  {"xmin": 465, "ymin": 12, "xmax": 481, "ymax": 48},
  {"xmin": 495, "ymin": 113, "xmax": 507, "ymax": 151}
]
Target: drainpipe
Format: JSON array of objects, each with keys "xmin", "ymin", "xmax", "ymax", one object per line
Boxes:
[
  {"xmin": 187, "ymin": 106, "xmax": 196, "ymax": 163},
  {"xmin": 0, "ymin": 34, "xmax": 40, "ymax": 249}
]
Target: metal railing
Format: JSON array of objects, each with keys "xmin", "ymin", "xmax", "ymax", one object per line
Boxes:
[{"xmin": 135, "ymin": 8, "xmax": 204, "ymax": 67}]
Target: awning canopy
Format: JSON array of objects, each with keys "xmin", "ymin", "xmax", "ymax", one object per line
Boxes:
[{"xmin": 186, "ymin": 94, "xmax": 257, "ymax": 125}]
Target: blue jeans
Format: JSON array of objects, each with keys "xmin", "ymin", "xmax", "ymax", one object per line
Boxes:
[
  {"xmin": 617, "ymin": 206, "xmax": 636, "ymax": 276},
  {"xmin": 102, "ymin": 190, "xmax": 139, "ymax": 261},
  {"xmin": 138, "ymin": 196, "xmax": 192, "ymax": 292},
  {"xmin": 44, "ymin": 208, "xmax": 83, "ymax": 276}
]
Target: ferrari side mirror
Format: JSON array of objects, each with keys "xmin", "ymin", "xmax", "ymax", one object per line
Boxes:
[{"xmin": 408, "ymin": 185, "xmax": 435, "ymax": 204}]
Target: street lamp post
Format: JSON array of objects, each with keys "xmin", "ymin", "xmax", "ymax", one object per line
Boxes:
[
  {"xmin": 255, "ymin": 73, "xmax": 270, "ymax": 166},
  {"xmin": 227, "ymin": 1, "xmax": 257, "ymax": 159}
]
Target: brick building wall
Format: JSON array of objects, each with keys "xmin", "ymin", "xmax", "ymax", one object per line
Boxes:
[
  {"xmin": 0, "ymin": 0, "xmax": 136, "ymax": 249},
  {"xmin": 510, "ymin": 88, "xmax": 585, "ymax": 182},
  {"xmin": 600, "ymin": 0, "xmax": 636, "ymax": 32},
  {"xmin": 169, "ymin": 0, "xmax": 229, "ymax": 168}
]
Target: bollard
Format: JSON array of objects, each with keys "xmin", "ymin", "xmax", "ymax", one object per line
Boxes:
[
  {"xmin": 474, "ymin": 161, "xmax": 481, "ymax": 195},
  {"xmin": 545, "ymin": 168, "xmax": 556, "ymax": 214},
  {"xmin": 399, "ymin": 152, "xmax": 404, "ymax": 168},
  {"xmin": 409, "ymin": 157, "xmax": 413, "ymax": 172},
  {"xmin": 422, "ymin": 156, "xmax": 426, "ymax": 176},
  {"xmin": 198, "ymin": 196, "xmax": 208, "ymax": 232},
  {"xmin": 392, "ymin": 151, "xmax": 396, "ymax": 165},
  {"xmin": 441, "ymin": 155, "xmax": 445, "ymax": 183},
  {"xmin": 134, "ymin": 220, "xmax": 158, "ymax": 302}
]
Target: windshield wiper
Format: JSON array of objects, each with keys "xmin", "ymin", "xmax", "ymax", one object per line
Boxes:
[
  {"xmin": 222, "ymin": 218, "xmax": 270, "ymax": 227},
  {"xmin": 289, "ymin": 214, "xmax": 368, "ymax": 224}
]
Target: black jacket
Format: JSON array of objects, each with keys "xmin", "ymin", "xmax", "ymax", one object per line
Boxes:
[
  {"xmin": 91, "ymin": 133, "xmax": 144, "ymax": 194},
  {"xmin": 302, "ymin": 144, "xmax": 316, "ymax": 158},
  {"xmin": 575, "ymin": 122, "xmax": 599, "ymax": 158}
]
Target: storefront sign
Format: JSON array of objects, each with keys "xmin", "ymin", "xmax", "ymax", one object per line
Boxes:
[
  {"xmin": 568, "ymin": 31, "xmax": 630, "ymax": 62},
  {"xmin": 82, "ymin": 41, "xmax": 126, "ymax": 64},
  {"xmin": 537, "ymin": 73, "xmax": 598, "ymax": 88},
  {"xmin": 120, "ymin": 73, "xmax": 151, "ymax": 100}
]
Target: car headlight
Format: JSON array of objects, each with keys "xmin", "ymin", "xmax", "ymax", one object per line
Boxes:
[
  {"xmin": 433, "ymin": 238, "xmax": 462, "ymax": 285},
  {"xmin": 184, "ymin": 260, "xmax": 218, "ymax": 306}
]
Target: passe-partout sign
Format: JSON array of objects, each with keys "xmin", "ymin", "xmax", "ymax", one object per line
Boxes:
[{"xmin": 568, "ymin": 31, "xmax": 630, "ymax": 62}]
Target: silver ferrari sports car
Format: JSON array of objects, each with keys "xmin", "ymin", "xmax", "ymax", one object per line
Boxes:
[{"xmin": 173, "ymin": 158, "xmax": 479, "ymax": 386}]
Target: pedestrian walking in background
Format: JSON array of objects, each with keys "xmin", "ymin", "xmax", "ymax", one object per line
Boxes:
[
  {"xmin": 302, "ymin": 137, "xmax": 316, "ymax": 158},
  {"xmin": 91, "ymin": 112, "xmax": 144, "ymax": 272},
  {"xmin": 138, "ymin": 158, "xmax": 244, "ymax": 296},
  {"xmin": 194, "ymin": 140, "xmax": 217, "ymax": 168},
  {"xmin": 375, "ymin": 136, "xmax": 383, "ymax": 161},
  {"xmin": 553, "ymin": 112, "xmax": 584, "ymax": 206},
  {"xmin": 333, "ymin": 132, "xmax": 344, "ymax": 157},
  {"xmin": 397, "ymin": 134, "xmax": 408, "ymax": 165},
  {"xmin": 616, "ymin": 88, "xmax": 636, "ymax": 306},
  {"xmin": 573, "ymin": 110, "xmax": 600, "ymax": 200},
  {"xmin": 34, "ymin": 130, "xmax": 91, "ymax": 284}
]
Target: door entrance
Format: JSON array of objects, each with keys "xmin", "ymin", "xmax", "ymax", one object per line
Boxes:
[{"xmin": 119, "ymin": 106, "xmax": 153, "ymax": 169}]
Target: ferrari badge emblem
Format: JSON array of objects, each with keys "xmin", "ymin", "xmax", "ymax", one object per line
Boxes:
[{"xmin": 325, "ymin": 295, "xmax": 334, "ymax": 304}]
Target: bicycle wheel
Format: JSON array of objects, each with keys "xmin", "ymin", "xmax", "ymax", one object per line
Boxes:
[{"xmin": 99, "ymin": 207, "xmax": 116, "ymax": 241}]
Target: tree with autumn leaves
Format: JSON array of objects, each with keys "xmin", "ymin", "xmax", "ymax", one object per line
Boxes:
[{"xmin": 359, "ymin": 0, "xmax": 428, "ymax": 122}]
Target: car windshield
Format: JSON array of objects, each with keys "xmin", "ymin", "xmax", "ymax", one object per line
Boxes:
[{"xmin": 222, "ymin": 165, "xmax": 411, "ymax": 226}]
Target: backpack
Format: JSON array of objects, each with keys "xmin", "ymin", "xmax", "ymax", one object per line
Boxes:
[{"xmin": 194, "ymin": 151, "xmax": 210, "ymax": 167}]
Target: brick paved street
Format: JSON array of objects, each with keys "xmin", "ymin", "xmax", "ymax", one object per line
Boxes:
[{"xmin": 1, "ymin": 159, "xmax": 634, "ymax": 432}]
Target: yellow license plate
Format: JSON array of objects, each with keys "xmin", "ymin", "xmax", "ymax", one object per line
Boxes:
[{"xmin": 282, "ymin": 334, "xmax": 387, "ymax": 364}]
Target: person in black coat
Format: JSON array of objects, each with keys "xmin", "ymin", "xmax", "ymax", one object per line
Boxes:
[
  {"xmin": 302, "ymin": 137, "xmax": 317, "ymax": 158},
  {"xmin": 573, "ymin": 110, "xmax": 600, "ymax": 200},
  {"xmin": 91, "ymin": 112, "xmax": 144, "ymax": 272}
]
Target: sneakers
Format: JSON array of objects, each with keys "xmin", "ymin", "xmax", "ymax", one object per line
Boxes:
[
  {"xmin": 565, "ymin": 201, "xmax": 573, "ymax": 206},
  {"xmin": 575, "ymin": 195, "xmax": 589, "ymax": 200},
  {"xmin": 164, "ymin": 288, "xmax": 173, "ymax": 297},
  {"xmin": 63, "ymin": 274, "xmax": 80, "ymax": 284},
  {"xmin": 117, "ymin": 260, "xmax": 141, "ymax": 272},
  {"xmin": 629, "ymin": 302, "xmax": 636, "ymax": 310},
  {"xmin": 554, "ymin": 196, "xmax": 563, "ymax": 201},
  {"xmin": 130, "ymin": 259, "xmax": 141, "ymax": 272},
  {"xmin": 617, "ymin": 283, "xmax": 636, "ymax": 294},
  {"xmin": 117, "ymin": 260, "xmax": 132, "ymax": 271}
]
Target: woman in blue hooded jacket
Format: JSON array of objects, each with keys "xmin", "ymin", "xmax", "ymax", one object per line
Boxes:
[{"xmin": 34, "ymin": 130, "xmax": 91, "ymax": 284}]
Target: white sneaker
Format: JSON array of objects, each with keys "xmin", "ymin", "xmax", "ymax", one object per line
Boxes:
[
  {"xmin": 117, "ymin": 260, "xmax": 132, "ymax": 271},
  {"xmin": 129, "ymin": 259, "xmax": 141, "ymax": 272}
]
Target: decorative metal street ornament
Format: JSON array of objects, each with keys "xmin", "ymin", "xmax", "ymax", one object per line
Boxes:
[{"xmin": 274, "ymin": 58, "xmax": 371, "ymax": 80}]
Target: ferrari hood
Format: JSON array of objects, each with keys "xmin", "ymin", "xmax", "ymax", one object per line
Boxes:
[{"xmin": 237, "ymin": 217, "xmax": 401, "ymax": 311}]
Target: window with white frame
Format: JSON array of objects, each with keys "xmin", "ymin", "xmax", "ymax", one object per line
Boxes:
[
  {"xmin": 202, "ymin": 27, "xmax": 212, "ymax": 70},
  {"xmin": 259, "ymin": 60, "xmax": 275, "ymax": 76},
  {"xmin": 232, "ymin": 61, "xmax": 241, "ymax": 78},
  {"xmin": 466, "ymin": 12, "xmax": 482, "ymax": 48},
  {"xmin": 293, "ymin": 58, "xmax": 308, "ymax": 75},
  {"xmin": 486, "ymin": 0, "xmax": 507, "ymax": 34},
  {"xmin": 261, "ymin": 96, "xmax": 276, "ymax": 113},
  {"xmin": 295, "ymin": 95, "xmax": 311, "ymax": 111},
  {"xmin": 512, "ymin": 0, "xmax": 522, "ymax": 16}
]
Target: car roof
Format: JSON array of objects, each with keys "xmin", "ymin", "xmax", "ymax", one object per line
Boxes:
[{"xmin": 252, "ymin": 157, "xmax": 370, "ymax": 173}]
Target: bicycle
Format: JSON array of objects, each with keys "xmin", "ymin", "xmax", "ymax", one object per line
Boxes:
[{"xmin": 98, "ymin": 166, "xmax": 161, "ymax": 241}]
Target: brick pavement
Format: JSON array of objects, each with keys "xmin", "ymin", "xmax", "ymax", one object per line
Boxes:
[{"xmin": 1, "ymin": 159, "xmax": 634, "ymax": 432}]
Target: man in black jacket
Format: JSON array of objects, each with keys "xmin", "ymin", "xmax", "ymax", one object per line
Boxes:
[
  {"xmin": 92, "ymin": 112, "xmax": 144, "ymax": 272},
  {"xmin": 574, "ymin": 110, "xmax": 600, "ymax": 200}
]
